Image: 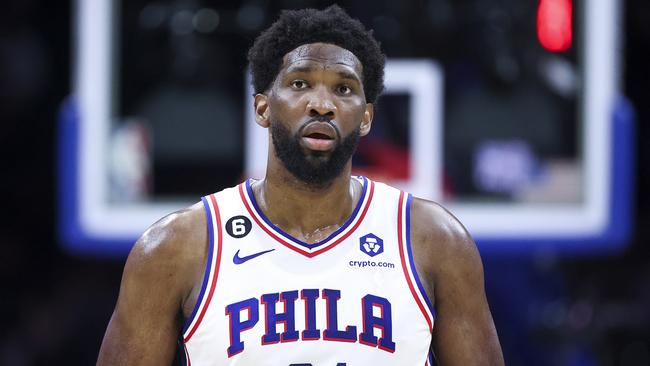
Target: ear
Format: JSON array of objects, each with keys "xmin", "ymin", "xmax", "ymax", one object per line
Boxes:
[
  {"xmin": 359, "ymin": 103, "xmax": 374, "ymax": 137},
  {"xmin": 254, "ymin": 93, "xmax": 271, "ymax": 128}
]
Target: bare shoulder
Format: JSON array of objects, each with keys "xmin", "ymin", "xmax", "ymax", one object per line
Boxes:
[
  {"xmin": 409, "ymin": 198, "xmax": 504, "ymax": 365},
  {"xmin": 123, "ymin": 201, "xmax": 209, "ymax": 309},
  {"xmin": 128, "ymin": 201, "xmax": 207, "ymax": 273},
  {"xmin": 97, "ymin": 202, "xmax": 208, "ymax": 365},
  {"xmin": 409, "ymin": 197, "xmax": 473, "ymax": 245},
  {"xmin": 409, "ymin": 197, "xmax": 480, "ymax": 279}
]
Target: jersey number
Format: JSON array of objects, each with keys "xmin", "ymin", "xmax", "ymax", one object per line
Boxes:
[
  {"xmin": 231, "ymin": 219, "xmax": 247, "ymax": 235},
  {"xmin": 225, "ymin": 215, "xmax": 252, "ymax": 238}
]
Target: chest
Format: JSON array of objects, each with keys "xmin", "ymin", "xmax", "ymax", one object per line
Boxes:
[{"xmin": 180, "ymin": 181, "xmax": 435, "ymax": 366}]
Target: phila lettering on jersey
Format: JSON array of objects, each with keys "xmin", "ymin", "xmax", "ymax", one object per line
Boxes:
[{"xmin": 181, "ymin": 177, "xmax": 436, "ymax": 366}]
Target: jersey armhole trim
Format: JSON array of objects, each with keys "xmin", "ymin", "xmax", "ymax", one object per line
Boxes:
[
  {"xmin": 426, "ymin": 350, "xmax": 434, "ymax": 366},
  {"xmin": 397, "ymin": 192, "xmax": 436, "ymax": 332},
  {"xmin": 182, "ymin": 194, "xmax": 223, "ymax": 343},
  {"xmin": 181, "ymin": 341, "xmax": 191, "ymax": 366}
]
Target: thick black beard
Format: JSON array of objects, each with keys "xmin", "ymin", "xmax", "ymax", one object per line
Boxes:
[{"xmin": 271, "ymin": 120, "xmax": 360, "ymax": 187}]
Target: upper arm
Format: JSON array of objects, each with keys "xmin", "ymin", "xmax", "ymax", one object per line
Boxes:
[
  {"xmin": 97, "ymin": 205, "xmax": 207, "ymax": 366},
  {"xmin": 410, "ymin": 198, "xmax": 504, "ymax": 366}
]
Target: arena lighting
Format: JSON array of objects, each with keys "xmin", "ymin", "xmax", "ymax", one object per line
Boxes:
[{"xmin": 537, "ymin": 0, "xmax": 573, "ymax": 52}]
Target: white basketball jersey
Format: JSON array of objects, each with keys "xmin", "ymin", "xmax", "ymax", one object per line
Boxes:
[{"xmin": 181, "ymin": 176, "xmax": 435, "ymax": 366}]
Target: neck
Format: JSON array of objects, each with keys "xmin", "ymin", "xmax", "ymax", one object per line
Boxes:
[{"xmin": 253, "ymin": 164, "xmax": 362, "ymax": 244}]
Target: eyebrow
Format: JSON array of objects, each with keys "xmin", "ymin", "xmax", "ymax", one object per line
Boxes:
[{"xmin": 285, "ymin": 65, "xmax": 361, "ymax": 83}]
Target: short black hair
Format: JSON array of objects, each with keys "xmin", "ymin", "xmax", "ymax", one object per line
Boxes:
[{"xmin": 247, "ymin": 5, "xmax": 385, "ymax": 104}]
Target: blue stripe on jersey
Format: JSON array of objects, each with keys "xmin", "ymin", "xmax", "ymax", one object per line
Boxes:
[
  {"xmin": 182, "ymin": 196, "xmax": 216, "ymax": 334},
  {"xmin": 405, "ymin": 194, "xmax": 436, "ymax": 320},
  {"xmin": 245, "ymin": 176, "xmax": 368, "ymax": 250}
]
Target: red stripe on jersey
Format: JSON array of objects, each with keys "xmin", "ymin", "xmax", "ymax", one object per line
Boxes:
[
  {"xmin": 183, "ymin": 343, "xmax": 192, "ymax": 366},
  {"xmin": 397, "ymin": 191, "xmax": 433, "ymax": 332},
  {"xmin": 184, "ymin": 194, "xmax": 223, "ymax": 342}
]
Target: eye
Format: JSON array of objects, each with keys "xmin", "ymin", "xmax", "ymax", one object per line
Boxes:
[
  {"xmin": 290, "ymin": 80, "xmax": 309, "ymax": 89},
  {"xmin": 337, "ymin": 85, "xmax": 352, "ymax": 95}
]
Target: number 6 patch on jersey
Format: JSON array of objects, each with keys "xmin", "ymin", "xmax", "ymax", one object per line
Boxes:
[{"xmin": 226, "ymin": 215, "xmax": 252, "ymax": 238}]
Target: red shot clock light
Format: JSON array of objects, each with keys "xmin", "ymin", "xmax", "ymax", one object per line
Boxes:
[{"xmin": 537, "ymin": 0, "xmax": 573, "ymax": 52}]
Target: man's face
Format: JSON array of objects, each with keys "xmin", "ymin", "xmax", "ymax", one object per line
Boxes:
[{"xmin": 256, "ymin": 43, "xmax": 374, "ymax": 186}]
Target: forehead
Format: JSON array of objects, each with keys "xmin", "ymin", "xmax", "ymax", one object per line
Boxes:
[{"xmin": 281, "ymin": 43, "xmax": 363, "ymax": 75}]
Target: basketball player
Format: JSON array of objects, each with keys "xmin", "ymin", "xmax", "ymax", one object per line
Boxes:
[{"xmin": 97, "ymin": 5, "xmax": 504, "ymax": 366}]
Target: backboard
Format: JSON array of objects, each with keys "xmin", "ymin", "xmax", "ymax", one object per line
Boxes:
[{"xmin": 58, "ymin": 0, "xmax": 633, "ymax": 256}]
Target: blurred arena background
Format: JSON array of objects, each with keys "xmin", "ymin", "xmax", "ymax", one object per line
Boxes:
[{"xmin": 1, "ymin": 0, "xmax": 649, "ymax": 365}]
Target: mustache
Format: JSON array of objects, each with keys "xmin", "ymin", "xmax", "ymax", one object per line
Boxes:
[{"xmin": 307, "ymin": 115, "xmax": 334, "ymax": 123}]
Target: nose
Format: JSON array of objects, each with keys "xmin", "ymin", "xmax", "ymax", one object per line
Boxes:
[{"xmin": 306, "ymin": 87, "xmax": 336, "ymax": 117}]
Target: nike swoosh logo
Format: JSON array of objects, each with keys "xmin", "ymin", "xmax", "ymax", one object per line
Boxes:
[{"xmin": 233, "ymin": 249, "xmax": 275, "ymax": 264}]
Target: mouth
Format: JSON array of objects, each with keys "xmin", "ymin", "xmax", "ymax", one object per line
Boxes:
[
  {"xmin": 305, "ymin": 132, "xmax": 333, "ymax": 140},
  {"xmin": 300, "ymin": 122, "xmax": 338, "ymax": 151}
]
